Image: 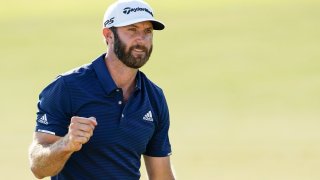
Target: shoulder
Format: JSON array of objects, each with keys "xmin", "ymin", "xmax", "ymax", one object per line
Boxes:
[
  {"xmin": 40, "ymin": 62, "xmax": 97, "ymax": 98},
  {"xmin": 59, "ymin": 63, "xmax": 95, "ymax": 83}
]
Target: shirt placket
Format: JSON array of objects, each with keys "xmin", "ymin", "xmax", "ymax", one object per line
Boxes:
[{"xmin": 117, "ymin": 87, "xmax": 139, "ymax": 126}]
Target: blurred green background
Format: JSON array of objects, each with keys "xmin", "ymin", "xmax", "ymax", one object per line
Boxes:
[{"xmin": 1, "ymin": 0, "xmax": 320, "ymax": 179}]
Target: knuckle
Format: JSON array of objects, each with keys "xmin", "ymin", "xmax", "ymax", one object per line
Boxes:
[
  {"xmin": 69, "ymin": 123, "xmax": 75, "ymax": 129},
  {"xmin": 69, "ymin": 130, "xmax": 78, "ymax": 138},
  {"xmin": 87, "ymin": 126, "xmax": 93, "ymax": 132},
  {"xmin": 85, "ymin": 125, "xmax": 94, "ymax": 132},
  {"xmin": 71, "ymin": 116, "xmax": 78, "ymax": 122}
]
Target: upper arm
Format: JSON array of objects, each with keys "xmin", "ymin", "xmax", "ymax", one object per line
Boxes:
[
  {"xmin": 36, "ymin": 76, "xmax": 72, "ymax": 137},
  {"xmin": 143, "ymin": 155, "xmax": 175, "ymax": 180}
]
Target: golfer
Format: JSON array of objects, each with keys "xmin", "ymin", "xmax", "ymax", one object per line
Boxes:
[{"xmin": 28, "ymin": 0, "xmax": 175, "ymax": 179}]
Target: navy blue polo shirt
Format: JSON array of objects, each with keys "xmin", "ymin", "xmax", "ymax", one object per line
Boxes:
[{"xmin": 35, "ymin": 54, "xmax": 172, "ymax": 180}]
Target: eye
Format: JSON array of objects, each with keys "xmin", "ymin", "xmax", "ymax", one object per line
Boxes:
[{"xmin": 145, "ymin": 28, "xmax": 153, "ymax": 34}]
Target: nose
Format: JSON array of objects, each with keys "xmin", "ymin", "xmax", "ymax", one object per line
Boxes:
[{"xmin": 135, "ymin": 30, "xmax": 148, "ymax": 42}]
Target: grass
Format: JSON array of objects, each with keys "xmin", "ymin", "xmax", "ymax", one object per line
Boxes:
[{"xmin": 0, "ymin": 0, "xmax": 320, "ymax": 179}]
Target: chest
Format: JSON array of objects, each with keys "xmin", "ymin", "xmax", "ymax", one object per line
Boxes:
[{"xmin": 73, "ymin": 90, "xmax": 158, "ymax": 154}]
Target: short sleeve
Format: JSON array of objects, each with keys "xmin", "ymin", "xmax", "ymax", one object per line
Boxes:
[
  {"xmin": 35, "ymin": 76, "xmax": 72, "ymax": 136},
  {"xmin": 144, "ymin": 92, "xmax": 172, "ymax": 157}
]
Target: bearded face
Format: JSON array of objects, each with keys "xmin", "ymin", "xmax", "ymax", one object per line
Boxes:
[{"xmin": 111, "ymin": 27, "xmax": 153, "ymax": 69}]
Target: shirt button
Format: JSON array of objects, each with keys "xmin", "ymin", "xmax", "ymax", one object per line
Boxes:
[
  {"xmin": 116, "ymin": 89, "xmax": 120, "ymax": 92},
  {"xmin": 121, "ymin": 114, "xmax": 124, "ymax": 118},
  {"xmin": 118, "ymin": 101, "xmax": 122, "ymax": 105}
]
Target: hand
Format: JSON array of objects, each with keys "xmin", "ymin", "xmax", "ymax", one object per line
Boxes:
[{"xmin": 64, "ymin": 116, "xmax": 97, "ymax": 152}]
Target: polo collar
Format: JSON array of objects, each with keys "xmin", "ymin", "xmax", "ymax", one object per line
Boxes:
[
  {"xmin": 92, "ymin": 54, "xmax": 117, "ymax": 95},
  {"xmin": 135, "ymin": 71, "xmax": 142, "ymax": 91},
  {"xmin": 92, "ymin": 53, "xmax": 142, "ymax": 95}
]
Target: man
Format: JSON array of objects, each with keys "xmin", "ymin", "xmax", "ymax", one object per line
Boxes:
[{"xmin": 28, "ymin": 0, "xmax": 175, "ymax": 179}]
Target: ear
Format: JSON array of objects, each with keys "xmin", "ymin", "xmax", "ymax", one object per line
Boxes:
[{"xmin": 102, "ymin": 28, "xmax": 113, "ymax": 45}]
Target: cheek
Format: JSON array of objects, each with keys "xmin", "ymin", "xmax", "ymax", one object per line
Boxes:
[
  {"xmin": 145, "ymin": 36, "xmax": 153, "ymax": 47},
  {"xmin": 147, "ymin": 34, "xmax": 153, "ymax": 41}
]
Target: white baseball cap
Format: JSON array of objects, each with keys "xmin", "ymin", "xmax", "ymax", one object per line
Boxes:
[{"xmin": 103, "ymin": 0, "xmax": 165, "ymax": 30}]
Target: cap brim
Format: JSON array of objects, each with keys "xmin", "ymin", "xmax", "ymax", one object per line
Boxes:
[
  {"xmin": 113, "ymin": 18, "xmax": 165, "ymax": 30},
  {"xmin": 150, "ymin": 20, "xmax": 165, "ymax": 30}
]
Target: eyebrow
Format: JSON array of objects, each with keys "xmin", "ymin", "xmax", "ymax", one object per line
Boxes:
[{"xmin": 127, "ymin": 25, "xmax": 138, "ymax": 28}]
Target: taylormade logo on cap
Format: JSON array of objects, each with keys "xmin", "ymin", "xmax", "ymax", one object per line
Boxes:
[
  {"xmin": 103, "ymin": 0, "xmax": 165, "ymax": 30},
  {"xmin": 123, "ymin": 7, "xmax": 153, "ymax": 16}
]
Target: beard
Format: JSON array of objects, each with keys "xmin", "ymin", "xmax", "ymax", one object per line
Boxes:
[{"xmin": 112, "ymin": 29, "xmax": 153, "ymax": 69}]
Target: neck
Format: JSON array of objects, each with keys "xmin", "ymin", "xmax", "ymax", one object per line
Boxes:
[{"xmin": 105, "ymin": 53, "xmax": 138, "ymax": 101}]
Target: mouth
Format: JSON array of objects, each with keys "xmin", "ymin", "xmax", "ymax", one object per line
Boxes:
[
  {"xmin": 131, "ymin": 47, "xmax": 147, "ymax": 57},
  {"xmin": 132, "ymin": 48, "xmax": 145, "ymax": 53}
]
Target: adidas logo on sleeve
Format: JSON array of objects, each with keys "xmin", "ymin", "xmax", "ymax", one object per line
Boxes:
[
  {"xmin": 38, "ymin": 114, "xmax": 48, "ymax": 125},
  {"xmin": 143, "ymin": 111, "xmax": 153, "ymax": 122}
]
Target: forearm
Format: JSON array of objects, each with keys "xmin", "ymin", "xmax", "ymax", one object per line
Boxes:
[
  {"xmin": 29, "ymin": 136, "xmax": 73, "ymax": 179},
  {"xmin": 147, "ymin": 169, "xmax": 175, "ymax": 180},
  {"xmin": 144, "ymin": 156, "xmax": 176, "ymax": 180}
]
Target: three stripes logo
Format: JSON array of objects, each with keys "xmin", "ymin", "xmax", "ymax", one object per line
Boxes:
[
  {"xmin": 143, "ymin": 111, "xmax": 153, "ymax": 122},
  {"xmin": 38, "ymin": 114, "xmax": 48, "ymax": 125}
]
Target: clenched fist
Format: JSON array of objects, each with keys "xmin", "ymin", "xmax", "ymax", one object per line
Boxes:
[{"xmin": 63, "ymin": 116, "xmax": 97, "ymax": 152}]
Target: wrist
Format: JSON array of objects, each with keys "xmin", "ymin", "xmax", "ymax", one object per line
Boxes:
[{"xmin": 59, "ymin": 135, "xmax": 76, "ymax": 153}]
